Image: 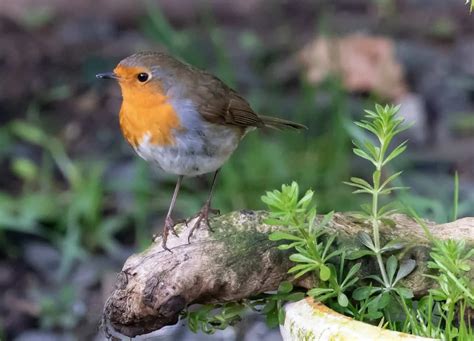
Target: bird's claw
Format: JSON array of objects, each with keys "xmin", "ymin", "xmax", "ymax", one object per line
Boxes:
[
  {"xmin": 187, "ymin": 204, "xmax": 220, "ymax": 243},
  {"xmin": 154, "ymin": 216, "xmax": 183, "ymax": 252}
]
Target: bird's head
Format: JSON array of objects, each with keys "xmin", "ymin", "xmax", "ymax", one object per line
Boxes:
[{"xmin": 96, "ymin": 52, "xmax": 181, "ymax": 101}]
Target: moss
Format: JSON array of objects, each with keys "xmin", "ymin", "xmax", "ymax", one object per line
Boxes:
[
  {"xmin": 207, "ymin": 212, "xmax": 285, "ymax": 283},
  {"xmin": 216, "ymin": 229, "xmax": 277, "ymax": 278}
]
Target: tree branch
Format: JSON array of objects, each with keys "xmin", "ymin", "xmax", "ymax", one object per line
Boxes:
[{"xmin": 103, "ymin": 210, "xmax": 474, "ymax": 337}]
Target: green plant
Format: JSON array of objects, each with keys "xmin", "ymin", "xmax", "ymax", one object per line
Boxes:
[
  {"xmin": 262, "ymin": 182, "xmax": 339, "ymax": 282},
  {"xmin": 344, "ymin": 104, "xmax": 414, "ymax": 290},
  {"xmin": 2, "ymin": 120, "xmax": 129, "ymax": 276},
  {"xmin": 307, "ymin": 253, "xmax": 360, "ymax": 309},
  {"xmin": 344, "ymin": 105, "xmax": 472, "ymax": 338},
  {"xmin": 181, "ymin": 103, "xmax": 473, "ymax": 340},
  {"xmin": 252, "ymin": 281, "xmax": 306, "ymax": 328},
  {"xmin": 452, "ymin": 171, "xmax": 459, "ymax": 221},
  {"xmin": 251, "ymin": 105, "xmax": 416, "ymax": 325},
  {"xmin": 401, "ymin": 211, "xmax": 474, "ymax": 339},
  {"xmin": 185, "ymin": 281, "xmax": 305, "ymax": 334},
  {"xmin": 186, "ymin": 302, "xmax": 246, "ymax": 334},
  {"xmin": 388, "ymin": 212, "xmax": 474, "ymax": 339},
  {"xmin": 261, "ymin": 182, "xmax": 368, "ymax": 318}
]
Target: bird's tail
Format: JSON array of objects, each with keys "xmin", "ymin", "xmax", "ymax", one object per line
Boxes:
[{"xmin": 259, "ymin": 115, "xmax": 307, "ymax": 130}]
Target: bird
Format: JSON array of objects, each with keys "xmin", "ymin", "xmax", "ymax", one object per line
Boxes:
[{"xmin": 97, "ymin": 51, "xmax": 306, "ymax": 250}]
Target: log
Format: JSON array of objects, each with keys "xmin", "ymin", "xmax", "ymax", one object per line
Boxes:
[{"xmin": 103, "ymin": 210, "xmax": 474, "ymax": 337}]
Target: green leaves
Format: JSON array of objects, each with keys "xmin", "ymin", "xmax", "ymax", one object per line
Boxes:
[
  {"xmin": 287, "ymin": 232, "xmax": 340, "ymax": 281},
  {"xmin": 467, "ymin": 0, "xmax": 474, "ymax": 12},
  {"xmin": 346, "ymin": 105, "xmax": 412, "ymax": 283},
  {"xmin": 308, "ymin": 260, "xmax": 361, "ymax": 308},
  {"xmin": 352, "ymin": 104, "xmax": 409, "ymax": 166},
  {"xmin": 426, "ymin": 239, "xmax": 474, "ymax": 304},
  {"xmin": 186, "ymin": 302, "xmax": 246, "ymax": 334},
  {"xmin": 269, "ymin": 231, "xmax": 303, "ymax": 241},
  {"xmin": 261, "ymin": 181, "xmax": 315, "ymax": 228},
  {"xmin": 263, "ymin": 182, "xmax": 339, "ymax": 283},
  {"xmin": 393, "ymin": 259, "xmax": 416, "ymax": 287},
  {"xmin": 263, "ymin": 182, "xmax": 355, "ymax": 319},
  {"xmin": 342, "ymin": 103, "xmax": 420, "ymax": 324},
  {"xmin": 319, "ymin": 264, "xmax": 331, "ymax": 281},
  {"xmin": 346, "ymin": 104, "xmax": 409, "ymax": 221},
  {"xmin": 349, "ymin": 254, "xmax": 415, "ymax": 323},
  {"xmin": 10, "ymin": 120, "xmax": 47, "ymax": 145},
  {"xmin": 250, "ymin": 103, "xmax": 474, "ymax": 339},
  {"xmin": 2, "ymin": 120, "xmax": 129, "ymax": 277},
  {"xmin": 256, "ymin": 282, "xmax": 305, "ymax": 328}
]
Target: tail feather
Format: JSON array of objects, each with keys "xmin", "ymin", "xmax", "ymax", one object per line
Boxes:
[{"xmin": 259, "ymin": 115, "xmax": 307, "ymax": 130}]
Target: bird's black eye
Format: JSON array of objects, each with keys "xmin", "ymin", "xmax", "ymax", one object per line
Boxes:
[{"xmin": 137, "ymin": 73, "xmax": 149, "ymax": 82}]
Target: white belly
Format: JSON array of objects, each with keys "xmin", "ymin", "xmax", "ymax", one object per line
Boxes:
[{"xmin": 135, "ymin": 123, "xmax": 242, "ymax": 176}]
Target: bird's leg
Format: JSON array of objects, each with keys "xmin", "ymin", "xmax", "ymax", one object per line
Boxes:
[
  {"xmin": 187, "ymin": 169, "xmax": 220, "ymax": 243},
  {"xmin": 154, "ymin": 175, "xmax": 183, "ymax": 251}
]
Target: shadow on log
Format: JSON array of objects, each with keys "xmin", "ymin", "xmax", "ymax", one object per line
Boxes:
[{"xmin": 103, "ymin": 210, "xmax": 474, "ymax": 337}]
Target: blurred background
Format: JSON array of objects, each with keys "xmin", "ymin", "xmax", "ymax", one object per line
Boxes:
[{"xmin": 0, "ymin": 0, "xmax": 473, "ymax": 340}]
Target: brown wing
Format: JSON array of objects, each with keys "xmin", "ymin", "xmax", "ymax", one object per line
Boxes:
[
  {"xmin": 188, "ymin": 71, "xmax": 265, "ymax": 128},
  {"xmin": 175, "ymin": 62, "xmax": 305, "ymax": 130}
]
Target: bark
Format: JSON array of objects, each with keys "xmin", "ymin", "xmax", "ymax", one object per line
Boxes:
[{"xmin": 103, "ymin": 210, "xmax": 474, "ymax": 337}]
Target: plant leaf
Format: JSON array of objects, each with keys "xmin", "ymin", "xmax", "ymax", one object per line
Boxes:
[
  {"xmin": 386, "ymin": 255, "xmax": 398, "ymax": 285},
  {"xmin": 344, "ymin": 263, "xmax": 362, "ymax": 283},
  {"xmin": 269, "ymin": 231, "xmax": 303, "ymax": 241},
  {"xmin": 379, "ymin": 171, "xmax": 403, "ymax": 191},
  {"xmin": 285, "ymin": 292, "xmax": 305, "ymax": 302},
  {"xmin": 395, "ymin": 287, "xmax": 414, "ymax": 299},
  {"xmin": 345, "ymin": 249, "xmax": 374, "ymax": 260},
  {"xmin": 353, "ymin": 286, "xmax": 379, "ymax": 300},
  {"xmin": 393, "ymin": 259, "xmax": 416, "ymax": 285},
  {"xmin": 278, "ymin": 281, "xmax": 293, "ymax": 294},
  {"xmin": 381, "ymin": 240, "xmax": 405, "ymax": 253},
  {"xmin": 319, "ymin": 264, "xmax": 331, "ymax": 281},
  {"xmin": 357, "ymin": 232, "xmax": 375, "ymax": 251},
  {"xmin": 289, "ymin": 253, "xmax": 316, "ymax": 264},
  {"xmin": 308, "ymin": 288, "xmax": 333, "ymax": 297},
  {"xmin": 338, "ymin": 293, "xmax": 349, "ymax": 307},
  {"xmin": 383, "ymin": 141, "xmax": 407, "ymax": 165}
]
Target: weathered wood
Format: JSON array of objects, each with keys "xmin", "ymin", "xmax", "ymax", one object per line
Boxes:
[{"xmin": 103, "ymin": 210, "xmax": 474, "ymax": 337}]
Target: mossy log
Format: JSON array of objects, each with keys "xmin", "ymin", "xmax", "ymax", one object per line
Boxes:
[{"xmin": 103, "ymin": 210, "xmax": 474, "ymax": 337}]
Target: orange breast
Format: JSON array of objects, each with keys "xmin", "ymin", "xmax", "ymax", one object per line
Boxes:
[{"xmin": 118, "ymin": 85, "xmax": 182, "ymax": 148}]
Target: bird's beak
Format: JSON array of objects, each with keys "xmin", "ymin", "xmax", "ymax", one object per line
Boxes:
[{"xmin": 96, "ymin": 72, "xmax": 119, "ymax": 80}]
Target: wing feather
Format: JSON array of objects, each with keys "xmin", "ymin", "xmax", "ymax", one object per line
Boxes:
[{"xmin": 189, "ymin": 72, "xmax": 264, "ymax": 128}]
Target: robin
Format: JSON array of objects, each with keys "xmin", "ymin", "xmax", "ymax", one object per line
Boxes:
[{"xmin": 97, "ymin": 51, "xmax": 306, "ymax": 250}]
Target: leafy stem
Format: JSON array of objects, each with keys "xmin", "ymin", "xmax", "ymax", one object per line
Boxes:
[{"xmin": 346, "ymin": 104, "xmax": 411, "ymax": 288}]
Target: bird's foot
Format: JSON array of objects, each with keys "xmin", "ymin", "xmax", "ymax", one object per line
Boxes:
[
  {"xmin": 187, "ymin": 204, "xmax": 220, "ymax": 243},
  {"xmin": 153, "ymin": 216, "xmax": 183, "ymax": 252}
]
